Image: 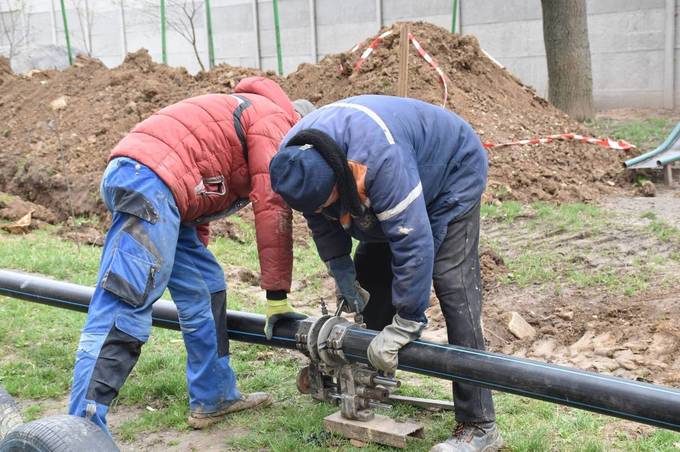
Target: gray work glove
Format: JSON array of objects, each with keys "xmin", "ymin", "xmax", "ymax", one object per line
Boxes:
[
  {"xmin": 326, "ymin": 255, "xmax": 370, "ymax": 314},
  {"xmin": 334, "ymin": 280, "xmax": 370, "ymax": 314},
  {"xmin": 367, "ymin": 314, "xmax": 425, "ymax": 375}
]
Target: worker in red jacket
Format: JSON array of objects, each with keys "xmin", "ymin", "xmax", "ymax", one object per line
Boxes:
[{"xmin": 68, "ymin": 77, "xmax": 313, "ymax": 433}]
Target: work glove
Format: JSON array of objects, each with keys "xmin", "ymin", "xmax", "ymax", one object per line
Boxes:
[
  {"xmin": 264, "ymin": 300, "xmax": 307, "ymax": 340},
  {"xmin": 326, "ymin": 255, "xmax": 370, "ymax": 314},
  {"xmin": 334, "ymin": 280, "xmax": 370, "ymax": 314},
  {"xmin": 367, "ymin": 314, "xmax": 425, "ymax": 375}
]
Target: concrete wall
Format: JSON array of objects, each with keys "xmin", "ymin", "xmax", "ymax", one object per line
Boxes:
[
  {"xmin": 1, "ymin": 0, "xmax": 678, "ymax": 110},
  {"xmin": 462, "ymin": 0, "xmax": 677, "ymax": 110}
]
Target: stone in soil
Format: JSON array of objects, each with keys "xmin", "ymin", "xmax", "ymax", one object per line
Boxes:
[{"xmin": 504, "ymin": 311, "xmax": 536, "ymax": 340}]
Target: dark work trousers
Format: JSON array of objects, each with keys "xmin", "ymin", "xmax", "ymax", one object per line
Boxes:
[{"xmin": 354, "ymin": 202, "xmax": 496, "ymax": 423}]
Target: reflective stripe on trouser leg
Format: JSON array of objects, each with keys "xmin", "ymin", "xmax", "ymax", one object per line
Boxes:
[
  {"xmin": 168, "ymin": 226, "xmax": 239, "ymax": 414},
  {"xmin": 69, "ymin": 158, "xmax": 180, "ymax": 432}
]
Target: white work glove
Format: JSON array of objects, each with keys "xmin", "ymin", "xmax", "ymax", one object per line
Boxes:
[{"xmin": 367, "ymin": 314, "xmax": 425, "ymax": 375}]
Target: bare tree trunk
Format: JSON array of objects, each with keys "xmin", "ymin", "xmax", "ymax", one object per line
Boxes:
[
  {"xmin": 70, "ymin": 0, "xmax": 94, "ymax": 55},
  {"xmin": 187, "ymin": 11, "xmax": 205, "ymax": 71},
  {"xmin": 192, "ymin": 37, "xmax": 205, "ymax": 71},
  {"xmin": 0, "ymin": 0, "xmax": 31, "ymax": 61},
  {"xmin": 541, "ymin": 0, "xmax": 594, "ymax": 121},
  {"xmin": 84, "ymin": 0, "xmax": 93, "ymax": 55}
]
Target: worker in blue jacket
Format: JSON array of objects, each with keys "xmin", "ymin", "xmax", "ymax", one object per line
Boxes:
[{"xmin": 269, "ymin": 95, "xmax": 502, "ymax": 452}]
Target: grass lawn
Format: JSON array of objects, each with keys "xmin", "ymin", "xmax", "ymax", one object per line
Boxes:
[
  {"xmin": 1, "ymin": 213, "xmax": 680, "ymax": 451},
  {"xmin": 588, "ymin": 117, "xmax": 677, "ymax": 151}
]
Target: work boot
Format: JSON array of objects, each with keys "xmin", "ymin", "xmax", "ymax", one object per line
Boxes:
[
  {"xmin": 187, "ymin": 392, "xmax": 273, "ymax": 429},
  {"xmin": 429, "ymin": 422, "xmax": 503, "ymax": 452}
]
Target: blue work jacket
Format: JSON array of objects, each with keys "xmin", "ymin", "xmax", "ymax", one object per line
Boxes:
[{"xmin": 283, "ymin": 95, "xmax": 487, "ymax": 321}]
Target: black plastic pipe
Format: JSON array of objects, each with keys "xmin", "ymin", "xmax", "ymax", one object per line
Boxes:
[
  {"xmin": 1, "ymin": 269, "xmax": 680, "ymax": 432},
  {"xmin": 341, "ymin": 328, "xmax": 680, "ymax": 432},
  {"xmin": 0, "ymin": 269, "xmax": 298, "ymax": 351}
]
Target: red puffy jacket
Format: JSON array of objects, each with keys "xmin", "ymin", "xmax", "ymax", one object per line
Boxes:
[{"xmin": 109, "ymin": 77, "xmax": 298, "ymax": 293}]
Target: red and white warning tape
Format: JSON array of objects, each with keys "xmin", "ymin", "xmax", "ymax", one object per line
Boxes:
[
  {"xmin": 349, "ymin": 32, "xmax": 630, "ymax": 151},
  {"xmin": 483, "ymin": 134, "xmax": 636, "ymax": 151},
  {"xmin": 352, "ymin": 30, "xmax": 449, "ymax": 106},
  {"xmin": 353, "ymin": 31, "xmax": 393, "ymax": 71},
  {"xmin": 408, "ymin": 33, "xmax": 448, "ymax": 106}
]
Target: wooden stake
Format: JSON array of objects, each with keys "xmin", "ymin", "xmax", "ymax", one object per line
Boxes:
[{"xmin": 397, "ymin": 23, "xmax": 410, "ymax": 97}]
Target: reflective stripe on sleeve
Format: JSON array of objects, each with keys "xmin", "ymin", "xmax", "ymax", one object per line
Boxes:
[{"xmin": 375, "ymin": 182, "xmax": 423, "ymax": 221}]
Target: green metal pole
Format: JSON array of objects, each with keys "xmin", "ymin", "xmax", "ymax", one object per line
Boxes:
[
  {"xmin": 160, "ymin": 0, "xmax": 167, "ymax": 64},
  {"xmin": 205, "ymin": 0, "xmax": 215, "ymax": 68},
  {"xmin": 272, "ymin": 0, "xmax": 283, "ymax": 75},
  {"xmin": 451, "ymin": 0, "xmax": 458, "ymax": 33},
  {"xmin": 59, "ymin": 0, "xmax": 73, "ymax": 65}
]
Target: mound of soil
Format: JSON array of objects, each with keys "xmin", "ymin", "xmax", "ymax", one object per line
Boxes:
[
  {"xmin": 283, "ymin": 21, "xmax": 627, "ymax": 203},
  {"xmin": 0, "ymin": 23, "xmax": 628, "ymax": 220},
  {"xmin": 0, "ymin": 50, "xmax": 276, "ymax": 219},
  {"xmin": 284, "ymin": 22, "xmax": 573, "ymax": 141},
  {"xmin": 0, "ymin": 57, "xmax": 14, "ymax": 86}
]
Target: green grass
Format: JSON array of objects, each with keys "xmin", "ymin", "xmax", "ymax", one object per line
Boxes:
[
  {"xmin": 481, "ymin": 201, "xmax": 524, "ymax": 223},
  {"xmin": 638, "ymin": 213, "xmax": 680, "ymax": 259},
  {"xmin": 647, "ymin": 219, "xmax": 680, "ymax": 244},
  {"xmin": 0, "ymin": 228, "xmax": 101, "ymax": 284},
  {"xmin": 530, "ymin": 202, "xmax": 603, "ymax": 232},
  {"xmin": 2, "ymin": 225, "xmax": 680, "ymax": 450},
  {"xmin": 501, "ymin": 251, "xmax": 650, "ymax": 295},
  {"xmin": 490, "ymin": 203, "xmax": 662, "ymax": 296},
  {"xmin": 481, "ymin": 201, "xmax": 603, "ymax": 232},
  {"xmin": 588, "ymin": 117, "xmax": 676, "ymax": 150},
  {"xmin": 503, "ymin": 250, "xmax": 559, "ymax": 286},
  {"xmin": 640, "ymin": 211, "xmax": 657, "ymax": 221}
]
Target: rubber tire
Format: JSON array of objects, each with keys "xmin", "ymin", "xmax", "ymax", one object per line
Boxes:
[
  {"xmin": 0, "ymin": 386, "xmax": 22, "ymax": 441},
  {"xmin": 0, "ymin": 415, "xmax": 119, "ymax": 452}
]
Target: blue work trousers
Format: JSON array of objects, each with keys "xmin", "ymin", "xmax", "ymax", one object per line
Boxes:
[{"xmin": 68, "ymin": 158, "xmax": 239, "ymax": 433}]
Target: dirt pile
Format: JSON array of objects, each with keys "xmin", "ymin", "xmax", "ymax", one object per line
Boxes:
[
  {"xmin": 284, "ymin": 22, "xmax": 575, "ymax": 142},
  {"xmin": 0, "ymin": 23, "xmax": 629, "ymax": 220},
  {"xmin": 283, "ymin": 21, "xmax": 627, "ymax": 203},
  {"xmin": 0, "ymin": 57, "xmax": 14, "ymax": 86},
  {"xmin": 0, "ymin": 50, "xmax": 275, "ymax": 219}
]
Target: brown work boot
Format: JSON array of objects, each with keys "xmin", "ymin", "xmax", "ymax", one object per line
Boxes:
[
  {"xmin": 187, "ymin": 392, "xmax": 273, "ymax": 429},
  {"xmin": 429, "ymin": 422, "xmax": 503, "ymax": 452}
]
